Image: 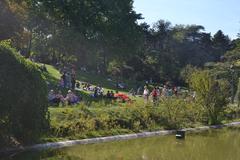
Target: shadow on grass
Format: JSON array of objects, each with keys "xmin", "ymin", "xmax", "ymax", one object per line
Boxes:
[{"xmin": 76, "ymin": 71, "xmax": 142, "ymax": 93}]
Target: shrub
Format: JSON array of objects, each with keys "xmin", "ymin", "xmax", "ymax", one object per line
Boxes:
[
  {"xmin": 49, "ymin": 98, "xmax": 204, "ymax": 139},
  {"xmin": 236, "ymin": 78, "xmax": 240, "ymax": 108},
  {"xmin": 158, "ymin": 98, "xmax": 202, "ymax": 129},
  {"xmin": 189, "ymin": 70, "xmax": 230, "ymax": 124},
  {"xmin": 180, "ymin": 64, "xmax": 198, "ymax": 84},
  {"xmin": 0, "ymin": 41, "xmax": 49, "ymax": 144}
]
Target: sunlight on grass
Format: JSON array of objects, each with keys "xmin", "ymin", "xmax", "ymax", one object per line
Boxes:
[{"xmin": 46, "ymin": 64, "xmax": 61, "ymax": 80}]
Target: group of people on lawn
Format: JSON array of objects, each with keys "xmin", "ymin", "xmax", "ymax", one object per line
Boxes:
[
  {"xmin": 51, "ymin": 65, "xmax": 182, "ymax": 106},
  {"xmin": 48, "ymin": 89, "xmax": 80, "ymax": 106},
  {"xmin": 143, "ymin": 84, "xmax": 179, "ymax": 104},
  {"xmin": 48, "ymin": 89, "xmax": 131, "ymax": 106},
  {"xmin": 49, "ymin": 78, "xmax": 182, "ymax": 106}
]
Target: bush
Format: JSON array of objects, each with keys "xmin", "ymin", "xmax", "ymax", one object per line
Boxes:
[
  {"xmin": 189, "ymin": 70, "xmax": 230, "ymax": 124},
  {"xmin": 50, "ymin": 98, "xmax": 204, "ymax": 139},
  {"xmin": 236, "ymin": 78, "xmax": 240, "ymax": 107},
  {"xmin": 180, "ymin": 64, "xmax": 198, "ymax": 84},
  {"xmin": 158, "ymin": 98, "xmax": 203, "ymax": 128},
  {"xmin": 0, "ymin": 41, "xmax": 49, "ymax": 144}
]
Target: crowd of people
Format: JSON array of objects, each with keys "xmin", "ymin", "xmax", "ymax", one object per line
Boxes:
[
  {"xmin": 142, "ymin": 84, "xmax": 180, "ymax": 104},
  {"xmin": 49, "ymin": 64, "xmax": 193, "ymax": 106},
  {"xmin": 141, "ymin": 83, "xmax": 196, "ymax": 105},
  {"xmin": 89, "ymin": 87, "xmax": 130, "ymax": 102},
  {"xmin": 48, "ymin": 87, "xmax": 132, "ymax": 106}
]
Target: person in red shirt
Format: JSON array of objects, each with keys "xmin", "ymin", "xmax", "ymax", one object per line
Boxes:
[{"xmin": 151, "ymin": 87, "xmax": 158, "ymax": 105}]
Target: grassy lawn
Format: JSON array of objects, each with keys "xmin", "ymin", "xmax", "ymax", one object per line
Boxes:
[{"xmin": 41, "ymin": 64, "xmax": 144, "ymax": 105}]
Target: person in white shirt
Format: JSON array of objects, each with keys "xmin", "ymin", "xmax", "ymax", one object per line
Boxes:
[{"xmin": 143, "ymin": 86, "xmax": 149, "ymax": 103}]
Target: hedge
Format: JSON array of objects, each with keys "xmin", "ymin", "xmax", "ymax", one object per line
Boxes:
[{"xmin": 0, "ymin": 41, "xmax": 49, "ymax": 145}]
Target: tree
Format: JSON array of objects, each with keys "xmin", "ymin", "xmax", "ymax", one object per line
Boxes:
[
  {"xmin": 212, "ymin": 30, "xmax": 231, "ymax": 61},
  {"xmin": 0, "ymin": 0, "xmax": 22, "ymax": 40},
  {"xmin": 224, "ymin": 38, "xmax": 240, "ymax": 61},
  {"xmin": 11, "ymin": 0, "xmax": 143, "ymax": 74},
  {"xmin": 8, "ymin": 1, "xmax": 236, "ymax": 85}
]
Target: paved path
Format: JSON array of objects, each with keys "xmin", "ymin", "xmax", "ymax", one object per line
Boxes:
[{"xmin": 1, "ymin": 121, "xmax": 240, "ymax": 155}]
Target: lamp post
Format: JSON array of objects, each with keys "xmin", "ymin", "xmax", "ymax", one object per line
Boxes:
[{"xmin": 230, "ymin": 64, "xmax": 235, "ymax": 104}]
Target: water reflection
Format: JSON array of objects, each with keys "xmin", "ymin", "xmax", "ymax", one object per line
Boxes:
[{"xmin": 3, "ymin": 127, "xmax": 240, "ymax": 160}]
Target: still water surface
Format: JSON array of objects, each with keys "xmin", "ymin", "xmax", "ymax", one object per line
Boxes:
[{"xmin": 4, "ymin": 127, "xmax": 240, "ymax": 160}]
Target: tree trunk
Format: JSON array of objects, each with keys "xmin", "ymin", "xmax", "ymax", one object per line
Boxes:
[
  {"xmin": 103, "ymin": 51, "xmax": 107, "ymax": 75},
  {"xmin": 26, "ymin": 31, "xmax": 32, "ymax": 58}
]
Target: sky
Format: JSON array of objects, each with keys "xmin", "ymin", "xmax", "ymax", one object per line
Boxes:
[{"xmin": 133, "ymin": 0, "xmax": 240, "ymax": 39}]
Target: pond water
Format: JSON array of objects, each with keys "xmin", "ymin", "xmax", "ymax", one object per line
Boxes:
[{"xmin": 3, "ymin": 127, "xmax": 240, "ymax": 160}]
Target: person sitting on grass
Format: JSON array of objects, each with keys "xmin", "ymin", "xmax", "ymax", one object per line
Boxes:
[
  {"xmin": 99, "ymin": 86, "xmax": 104, "ymax": 97},
  {"xmin": 55, "ymin": 91, "xmax": 65, "ymax": 106},
  {"xmin": 110, "ymin": 91, "xmax": 115, "ymax": 99},
  {"xmin": 82, "ymin": 83, "xmax": 87, "ymax": 90},
  {"xmin": 48, "ymin": 90, "xmax": 60, "ymax": 106},
  {"xmin": 106, "ymin": 91, "xmax": 111, "ymax": 98},
  {"xmin": 93, "ymin": 87, "xmax": 98, "ymax": 98},
  {"xmin": 65, "ymin": 90, "xmax": 79, "ymax": 105},
  {"xmin": 89, "ymin": 85, "xmax": 95, "ymax": 91}
]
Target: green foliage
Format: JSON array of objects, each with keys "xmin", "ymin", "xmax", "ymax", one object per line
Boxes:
[
  {"xmin": 236, "ymin": 79, "xmax": 240, "ymax": 108},
  {"xmin": 224, "ymin": 104, "xmax": 240, "ymax": 120},
  {"xmin": 129, "ymin": 23, "xmax": 232, "ymax": 83},
  {"xmin": 8, "ymin": 1, "xmax": 234, "ymax": 84},
  {"xmin": 180, "ymin": 65, "xmax": 198, "ymax": 84},
  {"xmin": 212, "ymin": 30, "xmax": 231, "ymax": 60},
  {"xmin": 225, "ymin": 39, "xmax": 240, "ymax": 61},
  {"xmin": 0, "ymin": 0, "xmax": 22, "ymax": 41},
  {"xmin": 189, "ymin": 70, "xmax": 230, "ymax": 124},
  {"xmin": 0, "ymin": 41, "xmax": 49, "ymax": 144},
  {"xmin": 49, "ymin": 98, "xmax": 204, "ymax": 139},
  {"xmin": 158, "ymin": 98, "xmax": 202, "ymax": 128}
]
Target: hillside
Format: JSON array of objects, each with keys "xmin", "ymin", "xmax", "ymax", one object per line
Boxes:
[{"xmin": 40, "ymin": 64, "xmax": 144, "ymax": 106}]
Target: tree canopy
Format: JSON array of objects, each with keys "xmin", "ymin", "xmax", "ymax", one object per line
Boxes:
[{"xmin": 1, "ymin": 0, "xmax": 238, "ymax": 84}]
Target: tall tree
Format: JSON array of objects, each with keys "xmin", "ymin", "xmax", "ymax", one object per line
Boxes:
[
  {"xmin": 0, "ymin": 0, "xmax": 22, "ymax": 40},
  {"xmin": 212, "ymin": 30, "xmax": 231, "ymax": 61}
]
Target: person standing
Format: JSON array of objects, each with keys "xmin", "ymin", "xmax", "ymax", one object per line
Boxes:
[
  {"xmin": 143, "ymin": 86, "xmax": 149, "ymax": 104},
  {"xmin": 71, "ymin": 68, "xmax": 76, "ymax": 78},
  {"xmin": 151, "ymin": 87, "xmax": 158, "ymax": 106},
  {"xmin": 173, "ymin": 86, "xmax": 178, "ymax": 97},
  {"xmin": 66, "ymin": 72, "xmax": 72, "ymax": 89},
  {"xmin": 61, "ymin": 72, "xmax": 67, "ymax": 88},
  {"xmin": 162, "ymin": 85, "xmax": 168, "ymax": 98},
  {"xmin": 71, "ymin": 74, "xmax": 76, "ymax": 90}
]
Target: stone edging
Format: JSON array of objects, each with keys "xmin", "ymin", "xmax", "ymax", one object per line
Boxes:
[{"xmin": 1, "ymin": 121, "xmax": 240, "ymax": 155}]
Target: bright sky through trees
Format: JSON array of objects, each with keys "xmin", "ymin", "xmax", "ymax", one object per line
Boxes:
[{"xmin": 133, "ymin": 0, "xmax": 240, "ymax": 39}]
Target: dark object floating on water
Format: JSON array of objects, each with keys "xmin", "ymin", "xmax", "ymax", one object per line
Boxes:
[{"xmin": 176, "ymin": 130, "xmax": 185, "ymax": 139}]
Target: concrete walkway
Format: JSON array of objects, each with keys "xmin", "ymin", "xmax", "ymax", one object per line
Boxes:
[{"xmin": 1, "ymin": 121, "xmax": 240, "ymax": 155}]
